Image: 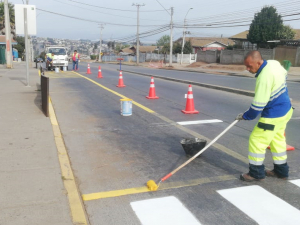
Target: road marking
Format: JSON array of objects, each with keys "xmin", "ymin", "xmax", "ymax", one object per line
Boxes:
[
  {"xmin": 72, "ymin": 71, "xmax": 248, "ymax": 165},
  {"xmin": 177, "ymin": 119, "xmax": 223, "ymax": 125},
  {"xmin": 290, "ymin": 179, "xmax": 300, "ymax": 187},
  {"xmin": 82, "ymin": 175, "xmax": 235, "ymax": 201},
  {"xmin": 49, "ymin": 98, "xmax": 88, "ymax": 225},
  {"xmin": 217, "ymin": 185, "xmax": 300, "ymax": 225},
  {"xmin": 131, "ymin": 196, "xmax": 201, "ymax": 225},
  {"xmin": 72, "ymin": 71, "xmax": 155, "ymax": 113}
]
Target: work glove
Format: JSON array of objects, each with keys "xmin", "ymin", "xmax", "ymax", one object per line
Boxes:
[{"xmin": 236, "ymin": 113, "xmax": 244, "ymax": 121}]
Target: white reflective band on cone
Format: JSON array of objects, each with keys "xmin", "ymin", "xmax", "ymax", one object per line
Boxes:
[
  {"xmin": 120, "ymin": 76, "xmax": 123, "ymax": 78},
  {"xmin": 188, "ymin": 87, "xmax": 192, "ymax": 91},
  {"xmin": 150, "ymin": 84, "xmax": 155, "ymax": 87},
  {"xmin": 187, "ymin": 94, "xmax": 193, "ymax": 99}
]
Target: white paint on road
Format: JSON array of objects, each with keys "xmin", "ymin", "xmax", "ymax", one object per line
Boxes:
[
  {"xmin": 130, "ymin": 196, "xmax": 201, "ymax": 225},
  {"xmin": 177, "ymin": 119, "xmax": 223, "ymax": 125},
  {"xmin": 290, "ymin": 179, "xmax": 300, "ymax": 187},
  {"xmin": 217, "ymin": 185, "xmax": 300, "ymax": 225}
]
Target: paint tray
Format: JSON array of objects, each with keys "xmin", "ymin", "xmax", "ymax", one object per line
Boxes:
[{"xmin": 180, "ymin": 138, "xmax": 207, "ymax": 158}]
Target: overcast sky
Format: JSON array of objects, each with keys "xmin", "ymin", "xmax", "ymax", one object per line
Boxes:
[{"xmin": 9, "ymin": 0, "xmax": 300, "ymax": 43}]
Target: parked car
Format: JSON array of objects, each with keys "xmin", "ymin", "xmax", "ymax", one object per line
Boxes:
[{"xmin": 34, "ymin": 58, "xmax": 44, "ymax": 63}]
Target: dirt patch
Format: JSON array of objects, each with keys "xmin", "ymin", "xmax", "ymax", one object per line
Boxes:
[
  {"xmin": 203, "ymin": 64, "xmax": 246, "ymax": 71},
  {"xmin": 186, "ymin": 62, "xmax": 208, "ymax": 67}
]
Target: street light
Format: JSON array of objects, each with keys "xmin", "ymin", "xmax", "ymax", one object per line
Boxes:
[{"xmin": 180, "ymin": 8, "xmax": 193, "ymax": 65}]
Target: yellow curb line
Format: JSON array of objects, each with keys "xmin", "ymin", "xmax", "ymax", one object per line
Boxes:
[
  {"xmin": 49, "ymin": 98, "xmax": 88, "ymax": 225},
  {"xmin": 82, "ymin": 175, "xmax": 236, "ymax": 201}
]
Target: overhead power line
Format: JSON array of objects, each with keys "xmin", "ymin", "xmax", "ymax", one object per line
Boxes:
[
  {"xmin": 36, "ymin": 8, "xmax": 169, "ymax": 27},
  {"xmin": 52, "ymin": 0, "xmax": 167, "ymax": 22},
  {"xmin": 181, "ymin": 0, "xmax": 300, "ymax": 23},
  {"xmin": 66, "ymin": 0, "xmax": 168, "ymax": 12}
]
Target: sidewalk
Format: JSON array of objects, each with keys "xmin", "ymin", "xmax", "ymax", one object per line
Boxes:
[
  {"xmin": 0, "ymin": 62, "xmax": 72, "ymax": 224},
  {"xmin": 102, "ymin": 61, "xmax": 300, "ymax": 82}
]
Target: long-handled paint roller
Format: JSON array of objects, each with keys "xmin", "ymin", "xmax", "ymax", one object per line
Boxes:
[{"xmin": 147, "ymin": 120, "xmax": 239, "ymax": 191}]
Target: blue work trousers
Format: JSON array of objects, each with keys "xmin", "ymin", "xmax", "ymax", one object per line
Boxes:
[{"xmin": 73, "ymin": 60, "xmax": 79, "ymax": 70}]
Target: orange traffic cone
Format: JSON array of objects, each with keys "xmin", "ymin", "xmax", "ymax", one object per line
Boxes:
[
  {"xmin": 182, "ymin": 85, "xmax": 199, "ymax": 114},
  {"xmin": 267, "ymin": 132, "xmax": 295, "ymax": 151},
  {"xmin": 86, "ymin": 64, "xmax": 92, "ymax": 74},
  {"xmin": 97, "ymin": 66, "xmax": 103, "ymax": 78},
  {"xmin": 146, "ymin": 77, "xmax": 159, "ymax": 99},
  {"xmin": 116, "ymin": 71, "xmax": 126, "ymax": 87}
]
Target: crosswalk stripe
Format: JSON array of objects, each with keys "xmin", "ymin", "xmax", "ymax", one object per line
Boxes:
[
  {"xmin": 217, "ymin": 185, "xmax": 300, "ymax": 225},
  {"xmin": 289, "ymin": 179, "xmax": 300, "ymax": 187},
  {"xmin": 130, "ymin": 196, "xmax": 201, "ymax": 225},
  {"xmin": 177, "ymin": 119, "xmax": 223, "ymax": 125}
]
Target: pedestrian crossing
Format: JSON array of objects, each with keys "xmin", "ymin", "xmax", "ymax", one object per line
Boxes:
[
  {"xmin": 131, "ymin": 180, "xmax": 300, "ymax": 225},
  {"xmin": 218, "ymin": 185, "xmax": 300, "ymax": 225},
  {"xmin": 290, "ymin": 179, "xmax": 300, "ymax": 188},
  {"xmin": 131, "ymin": 196, "xmax": 201, "ymax": 225}
]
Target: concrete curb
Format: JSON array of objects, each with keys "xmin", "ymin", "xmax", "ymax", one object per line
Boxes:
[{"xmin": 122, "ymin": 70, "xmax": 255, "ymax": 97}]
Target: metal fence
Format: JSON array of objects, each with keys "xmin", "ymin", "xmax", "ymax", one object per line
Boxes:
[{"xmin": 102, "ymin": 53, "xmax": 177, "ymax": 63}]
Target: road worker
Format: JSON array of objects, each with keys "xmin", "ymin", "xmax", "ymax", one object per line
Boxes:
[
  {"xmin": 236, "ymin": 50, "xmax": 293, "ymax": 182},
  {"xmin": 72, "ymin": 50, "xmax": 80, "ymax": 71},
  {"xmin": 45, "ymin": 52, "xmax": 55, "ymax": 70}
]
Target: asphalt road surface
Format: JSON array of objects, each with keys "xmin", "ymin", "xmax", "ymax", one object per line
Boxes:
[{"xmin": 47, "ymin": 63, "xmax": 300, "ymax": 225}]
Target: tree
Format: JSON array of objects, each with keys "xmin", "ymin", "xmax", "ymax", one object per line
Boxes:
[
  {"xmin": 156, "ymin": 35, "xmax": 171, "ymax": 54},
  {"xmin": 0, "ymin": 2, "xmax": 16, "ymax": 38},
  {"xmin": 115, "ymin": 43, "xmax": 129, "ymax": 52},
  {"xmin": 14, "ymin": 36, "xmax": 25, "ymax": 53},
  {"xmin": 172, "ymin": 41, "xmax": 193, "ymax": 54},
  {"xmin": 183, "ymin": 41, "xmax": 193, "ymax": 54},
  {"xmin": 280, "ymin": 25, "xmax": 295, "ymax": 39},
  {"xmin": 247, "ymin": 6, "xmax": 294, "ymax": 48},
  {"xmin": 173, "ymin": 42, "xmax": 181, "ymax": 54},
  {"xmin": 156, "ymin": 35, "xmax": 170, "ymax": 47}
]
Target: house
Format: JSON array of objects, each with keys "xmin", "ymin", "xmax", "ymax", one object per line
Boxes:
[
  {"xmin": 229, "ymin": 29, "xmax": 300, "ymax": 49},
  {"xmin": 119, "ymin": 45, "xmax": 158, "ymax": 55},
  {"xmin": 0, "ymin": 35, "xmax": 17, "ymax": 47},
  {"xmin": 0, "ymin": 36, "xmax": 18, "ymax": 64},
  {"xmin": 175, "ymin": 37, "xmax": 234, "ymax": 53}
]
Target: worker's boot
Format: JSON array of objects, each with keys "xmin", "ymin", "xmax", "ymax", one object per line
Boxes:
[
  {"xmin": 265, "ymin": 170, "xmax": 287, "ymax": 180},
  {"xmin": 240, "ymin": 173, "xmax": 264, "ymax": 182}
]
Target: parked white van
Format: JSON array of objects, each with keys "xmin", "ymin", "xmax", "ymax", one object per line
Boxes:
[{"xmin": 45, "ymin": 46, "xmax": 69, "ymax": 70}]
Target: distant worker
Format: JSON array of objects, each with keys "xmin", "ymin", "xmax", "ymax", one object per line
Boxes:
[
  {"xmin": 46, "ymin": 52, "xmax": 55, "ymax": 70},
  {"xmin": 72, "ymin": 50, "xmax": 80, "ymax": 71},
  {"xmin": 236, "ymin": 50, "xmax": 293, "ymax": 182}
]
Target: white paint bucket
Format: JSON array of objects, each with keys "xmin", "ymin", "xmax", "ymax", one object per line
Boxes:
[
  {"xmin": 63, "ymin": 66, "xmax": 67, "ymax": 71},
  {"xmin": 55, "ymin": 67, "xmax": 59, "ymax": 73},
  {"xmin": 120, "ymin": 99, "xmax": 132, "ymax": 116}
]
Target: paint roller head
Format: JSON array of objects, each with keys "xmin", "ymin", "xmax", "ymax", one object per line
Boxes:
[{"xmin": 146, "ymin": 180, "xmax": 158, "ymax": 191}]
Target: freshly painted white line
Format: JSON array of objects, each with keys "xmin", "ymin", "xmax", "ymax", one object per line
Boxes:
[
  {"xmin": 130, "ymin": 196, "xmax": 201, "ymax": 225},
  {"xmin": 218, "ymin": 185, "xmax": 300, "ymax": 225},
  {"xmin": 290, "ymin": 179, "xmax": 300, "ymax": 187},
  {"xmin": 177, "ymin": 119, "xmax": 223, "ymax": 125}
]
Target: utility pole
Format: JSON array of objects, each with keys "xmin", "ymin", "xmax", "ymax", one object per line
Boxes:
[
  {"xmin": 169, "ymin": 7, "xmax": 174, "ymax": 66},
  {"xmin": 181, "ymin": 8, "xmax": 192, "ymax": 65},
  {"xmin": 98, "ymin": 24, "xmax": 104, "ymax": 62},
  {"xmin": 133, "ymin": 3, "xmax": 145, "ymax": 66},
  {"xmin": 25, "ymin": 0, "xmax": 32, "ymax": 64},
  {"xmin": 24, "ymin": 6, "xmax": 30, "ymax": 86},
  {"xmin": 4, "ymin": 0, "xmax": 13, "ymax": 68}
]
